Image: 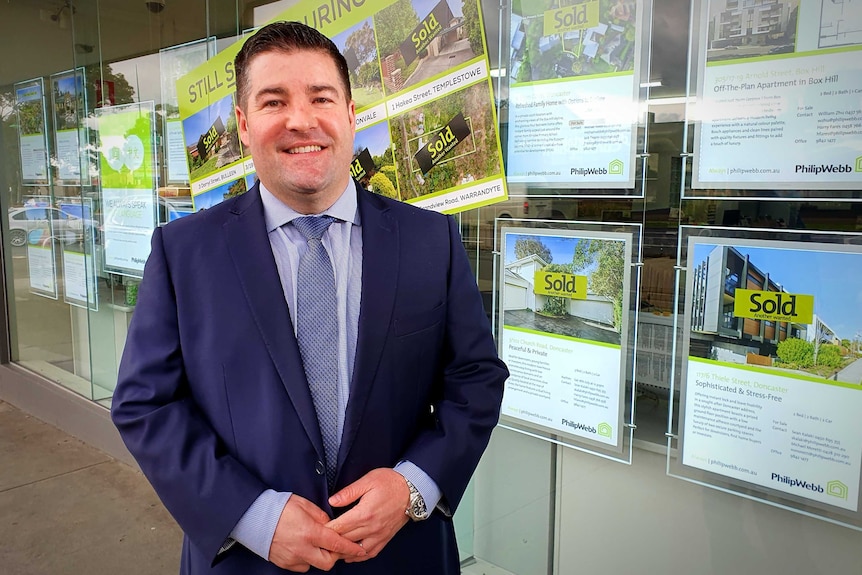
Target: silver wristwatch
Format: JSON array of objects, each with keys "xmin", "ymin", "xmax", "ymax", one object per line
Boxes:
[{"xmin": 404, "ymin": 478, "xmax": 430, "ymax": 521}]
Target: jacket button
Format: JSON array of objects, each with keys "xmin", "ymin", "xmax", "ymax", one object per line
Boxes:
[{"xmin": 315, "ymin": 461, "xmax": 325, "ymax": 475}]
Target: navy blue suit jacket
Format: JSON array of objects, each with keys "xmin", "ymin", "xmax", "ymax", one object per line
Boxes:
[{"xmin": 111, "ymin": 183, "xmax": 508, "ymax": 574}]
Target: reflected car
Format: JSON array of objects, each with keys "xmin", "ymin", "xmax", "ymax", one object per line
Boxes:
[
  {"xmin": 7, "ymin": 206, "xmax": 87, "ymax": 247},
  {"xmin": 768, "ymin": 45, "xmax": 793, "ymax": 55}
]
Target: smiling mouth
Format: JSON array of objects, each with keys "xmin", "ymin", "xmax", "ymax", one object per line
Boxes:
[{"xmin": 286, "ymin": 145, "xmax": 323, "ymax": 154}]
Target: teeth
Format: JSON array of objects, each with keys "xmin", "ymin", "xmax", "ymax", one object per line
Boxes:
[{"xmin": 287, "ymin": 145, "xmax": 322, "ymax": 154}]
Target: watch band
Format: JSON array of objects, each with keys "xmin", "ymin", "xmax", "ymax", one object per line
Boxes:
[{"xmin": 404, "ymin": 477, "xmax": 430, "ymax": 521}]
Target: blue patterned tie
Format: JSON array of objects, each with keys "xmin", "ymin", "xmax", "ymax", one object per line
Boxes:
[{"xmin": 293, "ymin": 216, "xmax": 338, "ymax": 487}]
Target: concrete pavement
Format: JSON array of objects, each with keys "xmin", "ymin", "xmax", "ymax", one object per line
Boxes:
[
  {"xmin": 0, "ymin": 399, "xmax": 511, "ymax": 575},
  {"xmin": 0, "ymin": 400, "xmax": 182, "ymax": 575}
]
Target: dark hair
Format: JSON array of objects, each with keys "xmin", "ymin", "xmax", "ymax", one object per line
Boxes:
[{"xmin": 234, "ymin": 21, "xmax": 352, "ymax": 108}]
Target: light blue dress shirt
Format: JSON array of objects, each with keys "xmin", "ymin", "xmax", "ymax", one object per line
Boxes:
[{"xmin": 227, "ymin": 181, "xmax": 442, "ymax": 560}]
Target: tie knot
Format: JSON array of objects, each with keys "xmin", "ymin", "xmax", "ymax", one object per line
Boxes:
[{"xmin": 293, "ymin": 216, "xmax": 335, "ymax": 241}]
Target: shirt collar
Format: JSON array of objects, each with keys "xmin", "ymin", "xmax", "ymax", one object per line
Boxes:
[{"xmin": 259, "ymin": 179, "xmax": 359, "ymax": 233}]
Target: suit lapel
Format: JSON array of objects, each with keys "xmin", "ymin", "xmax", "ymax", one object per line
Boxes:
[
  {"xmin": 222, "ymin": 185, "xmax": 325, "ymax": 461},
  {"xmin": 337, "ymin": 189, "xmax": 399, "ymax": 474}
]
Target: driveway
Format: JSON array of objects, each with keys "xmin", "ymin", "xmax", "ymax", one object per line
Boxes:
[{"xmin": 504, "ymin": 309, "xmax": 621, "ymax": 345}]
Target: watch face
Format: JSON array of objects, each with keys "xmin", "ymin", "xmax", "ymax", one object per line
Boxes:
[{"xmin": 408, "ymin": 491, "xmax": 427, "ymax": 520}]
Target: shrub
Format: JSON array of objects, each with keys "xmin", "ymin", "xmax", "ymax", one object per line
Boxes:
[
  {"xmin": 776, "ymin": 337, "xmax": 813, "ymax": 368},
  {"xmin": 380, "ymin": 164, "xmax": 397, "ymax": 180},
  {"xmin": 541, "ymin": 296, "xmax": 567, "ymax": 317},
  {"xmin": 816, "ymin": 343, "xmax": 843, "ymax": 368},
  {"xmin": 369, "ymin": 172, "xmax": 398, "ymax": 199}
]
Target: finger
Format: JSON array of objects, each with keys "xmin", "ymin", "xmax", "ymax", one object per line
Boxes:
[
  {"xmin": 341, "ymin": 536, "xmax": 386, "ymax": 562},
  {"xmin": 304, "ymin": 547, "xmax": 340, "ymax": 572},
  {"xmin": 329, "ymin": 475, "xmax": 373, "ymax": 508},
  {"xmin": 314, "ymin": 523, "xmax": 367, "ymax": 557},
  {"xmin": 343, "ymin": 552, "xmax": 373, "ymax": 563},
  {"xmin": 328, "ymin": 524, "xmax": 368, "ymax": 541},
  {"xmin": 325, "ymin": 510, "xmax": 358, "ymax": 535},
  {"xmin": 292, "ymin": 495, "xmax": 331, "ymax": 524},
  {"xmin": 327, "ymin": 494, "xmax": 376, "ymax": 535}
]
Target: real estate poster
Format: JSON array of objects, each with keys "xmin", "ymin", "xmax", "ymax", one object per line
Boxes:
[
  {"xmin": 679, "ymin": 233, "xmax": 862, "ymax": 515},
  {"xmin": 20, "ymin": 195, "xmax": 58, "ymax": 299},
  {"xmin": 59, "ymin": 198, "xmax": 98, "ymax": 311},
  {"xmin": 692, "ymin": 0, "xmax": 862, "ymax": 193},
  {"xmin": 160, "ymin": 38, "xmax": 214, "ymax": 184},
  {"xmin": 176, "ymin": 0, "xmax": 507, "ymax": 214},
  {"xmin": 50, "ymin": 69, "xmax": 88, "ymax": 185},
  {"xmin": 96, "ymin": 102, "xmax": 157, "ymax": 277},
  {"xmin": 14, "ymin": 78, "xmax": 51, "ymax": 186},
  {"xmin": 177, "ymin": 46, "xmax": 250, "ymax": 212},
  {"xmin": 506, "ymin": 0, "xmax": 642, "ymax": 190},
  {"xmin": 62, "ymin": 250, "xmax": 98, "ymax": 310},
  {"xmin": 27, "ymin": 243, "xmax": 58, "ymax": 299},
  {"xmin": 498, "ymin": 227, "xmax": 631, "ymax": 452}
]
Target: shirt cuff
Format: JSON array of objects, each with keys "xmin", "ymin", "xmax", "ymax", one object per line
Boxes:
[
  {"xmin": 229, "ymin": 489, "xmax": 292, "ymax": 560},
  {"xmin": 394, "ymin": 460, "xmax": 442, "ymax": 514}
]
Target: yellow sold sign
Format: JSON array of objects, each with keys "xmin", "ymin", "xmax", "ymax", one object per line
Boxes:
[
  {"xmin": 733, "ymin": 289, "xmax": 814, "ymax": 323},
  {"xmin": 534, "ymin": 272, "xmax": 587, "ymax": 299},
  {"xmin": 543, "ymin": 0, "xmax": 599, "ymax": 36}
]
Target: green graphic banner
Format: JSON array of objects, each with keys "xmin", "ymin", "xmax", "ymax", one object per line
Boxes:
[
  {"xmin": 176, "ymin": 0, "xmax": 507, "ymax": 214},
  {"xmin": 96, "ymin": 102, "xmax": 157, "ymax": 277}
]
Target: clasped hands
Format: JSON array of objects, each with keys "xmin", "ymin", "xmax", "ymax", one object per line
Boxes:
[{"xmin": 268, "ymin": 468, "xmax": 411, "ymax": 572}]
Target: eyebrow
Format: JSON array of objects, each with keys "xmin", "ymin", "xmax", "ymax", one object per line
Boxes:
[{"xmin": 252, "ymin": 84, "xmax": 341, "ymax": 102}]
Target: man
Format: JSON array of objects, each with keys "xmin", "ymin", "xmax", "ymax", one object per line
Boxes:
[{"xmin": 111, "ymin": 21, "xmax": 508, "ymax": 574}]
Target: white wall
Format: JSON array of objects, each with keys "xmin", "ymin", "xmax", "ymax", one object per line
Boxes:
[
  {"xmin": 568, "ymin": 296, "xmax": 613, "ymax": 325},
  {"xmin": 556, "ymin": 446, "xmax": 862, "ymax": 574},
  {"xmin": 473, "ymin": 428, "xmax": 552, "ymax": 575},
  {"xmin": 504, "ymin": 284, "xmax": 528, "ymax": 310},
  {"xmin": 472, "ymin": 430, "xmax": 862, "ymax": 574}
]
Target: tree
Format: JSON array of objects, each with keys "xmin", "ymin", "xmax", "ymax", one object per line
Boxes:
[
  {"xmin": 461, "ymin": 0, "xmax": 485, "ymax": 56},
  {"xmin": 224, "ymin": 178, "xmax": 247, "ymax": 199},
  {"xmin": 571, "ymin": 239, "xmax": 625, "ymax": 332},
  {"xmin": 514, "ymin": 237, "xmax": 551, "ymax": 263},
  {"xmin": 374, "ymin": 0, "xmax": 419, "ymax": 58},
  {"xmin": 346, "ymin": 22, "xmax": 377, "ymax": 67},
  {"xmin": 225, "ymin": 109, "xmax": 240, "ymax": 156},
  {"xmin": 84, "ymin": 64, "xmax": 136, "ymax": 108}
]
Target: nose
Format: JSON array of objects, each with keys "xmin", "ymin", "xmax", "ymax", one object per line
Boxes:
[{"xmin": 284, "ymin": 101, "xmax": 317, "ymax": 131}]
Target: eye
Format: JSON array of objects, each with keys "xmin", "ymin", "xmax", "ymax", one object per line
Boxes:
[{"xmin": 313, "ymin": 96, "xmax": 333, "ymax": 104}]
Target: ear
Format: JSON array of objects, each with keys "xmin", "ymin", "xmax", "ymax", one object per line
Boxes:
[
  {"xmin": 347, "ymin": 99, "xmax": 356, "ymax": 133},
  {"xmin": 235, "ymin": 105, "xmax": 250, "ymax": 148}
]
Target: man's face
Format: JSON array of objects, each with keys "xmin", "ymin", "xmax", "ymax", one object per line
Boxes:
[{"xmin": 236, "ymin": 49, "xmax": 356, "ymax": 213}]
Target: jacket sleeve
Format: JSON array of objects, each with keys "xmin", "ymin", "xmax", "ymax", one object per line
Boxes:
[
  {"xmin": 400, "ymin": 215, "xmax": 509, "ymax": 512},
  {"xmin": 111, "ymin": 227, "xmax": 266, "ymax": 564}
]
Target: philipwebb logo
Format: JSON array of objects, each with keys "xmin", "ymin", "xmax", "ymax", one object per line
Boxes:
[
  {"xmin": 827, "ymin": 480, "xmax": 848, "ymax": 500},
  {"xmin": 562, "ymin": 418, "xmax": 596, "ymax": 434},
  {"xmin": 733, "ymin": 289, "xmax": 814, "ymax": 324},
  {"xmin": 856, "ymin": 156, "xmax": 862, "ymax": 172},
  {"xmin": 795, "ymin": 163, "xmax": 853, "ymax": 175},
  {"xmin": 597, "ymin": 422, "xmax": 613, "ymax": 438},
  {"xmin": 608, "ymin": 159, "xmax": 624, "ymax": 175},
  {"xmin": 771, "ymin": 472, "xmax": 824, "ymax": 493}
]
